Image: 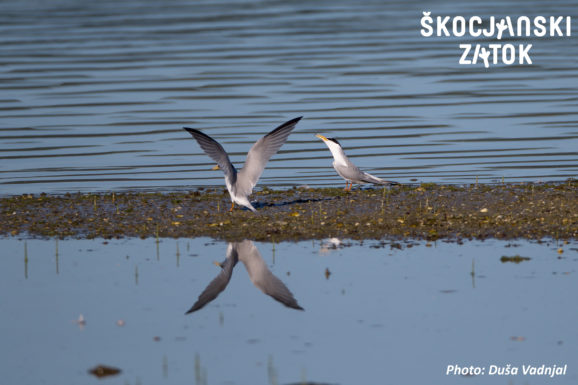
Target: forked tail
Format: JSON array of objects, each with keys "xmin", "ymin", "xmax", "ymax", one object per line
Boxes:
[{"xmin": 361, "ymin": 171, "xmax": 399, "ymax": 186}]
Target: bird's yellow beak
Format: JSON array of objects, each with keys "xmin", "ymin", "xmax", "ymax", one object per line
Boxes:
[
  {"xmin": 212, "ymin": 165, "xmax": 220, "ymax": 170},
  {"xmin": 315, "ymin": 134, "xmax": 327, "ymax": 141}
]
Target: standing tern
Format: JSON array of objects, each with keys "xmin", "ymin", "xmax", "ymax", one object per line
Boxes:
[
  {"xmin": 315, "ymin": 134, "xmax": 398, "ymax": 191},
  {"xmin": 184, "ymin": 117, "xmax": 302, "ymax": 212}
]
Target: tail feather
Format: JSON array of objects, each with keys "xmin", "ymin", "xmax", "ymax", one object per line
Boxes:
[{"xmin": 361, "ymin": 171, "xmax": 399, "ymax": 186}]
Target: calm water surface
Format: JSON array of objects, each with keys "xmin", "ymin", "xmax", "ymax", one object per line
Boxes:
[
  {"xmin": 1, "ymin": 0, "xmax": 577, "ymax": 195},
  {"xmin": 1, "ymin": 237, "xmax": 577, "ymax": 384}
]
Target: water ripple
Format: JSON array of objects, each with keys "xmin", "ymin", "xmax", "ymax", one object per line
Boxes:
[{"xmin": 0, "ymin": 0, "xmax": 576, "ymax": 195}]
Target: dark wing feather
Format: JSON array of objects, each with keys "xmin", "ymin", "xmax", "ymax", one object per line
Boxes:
[
  {"xmin": 183, "ymin": 127, "xmax": 236, "ymax": 180},
  {"xmin": 185, "ymin": 251, "xmax": 239, "ymax": 314}
]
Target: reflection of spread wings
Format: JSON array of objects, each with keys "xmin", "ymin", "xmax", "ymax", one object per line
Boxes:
[
  {"xmin": 185, "ymin": 245, "xmax": 239, "ymax": 314},
  {"xmin": 237, "ymin": 240, "xmax": 303, "ymax": 311},
  {"xmin": 186, "ymin": 240, "xmax": 303, "ymax": 314}
]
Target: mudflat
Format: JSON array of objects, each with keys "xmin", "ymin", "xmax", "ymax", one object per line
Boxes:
[{"xmin": 1, "ymin": 181, "xmax": 576, "ymax": 242}]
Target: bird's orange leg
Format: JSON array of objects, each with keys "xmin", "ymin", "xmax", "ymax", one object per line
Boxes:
[
  {"xmin": 344, "ymin": 181, "xmax": 350, "ymax": 191},
  {"xmin": 229, "ymin": 202, "xmax": 235, "ymax": 212}
]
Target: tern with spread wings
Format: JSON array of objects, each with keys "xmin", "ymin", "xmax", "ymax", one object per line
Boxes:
[{"xmin": 184, "ymin": 117, "xmax": 301, "ymax": 212}]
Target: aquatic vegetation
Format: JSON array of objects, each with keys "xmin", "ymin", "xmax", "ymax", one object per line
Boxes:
[
  {"xmin": 500, "ymin": 255, "xmax": 531, "ymax": 263},
  {"xmin": 0, "ymin": 181, "xmax": 576, "ymax": 241},
  {"xmin": 88, "ymin": 365, "xmax": 121, "ymax": 378}
]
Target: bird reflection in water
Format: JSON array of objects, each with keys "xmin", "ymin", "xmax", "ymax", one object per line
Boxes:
[{"xmin": 186, "ymin": 240, "xmax": 303, "ymax": 313}]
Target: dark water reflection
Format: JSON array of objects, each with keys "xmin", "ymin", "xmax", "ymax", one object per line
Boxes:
[
  {"xmin": 0, "ymin": 0, "xmax": 577, "ymax": 195},
  {"xmin": 187, "ymin": 240, "xmax": 303, "ymax": 313}
]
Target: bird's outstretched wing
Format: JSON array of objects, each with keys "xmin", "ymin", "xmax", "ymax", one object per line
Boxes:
[
  {"xmin": 183, "ymin": 127, "xmax": 236, "ymax": 181},
  {"xmin": 237, "ymin": 117, "xmax": 302, "ymax": 192},
  {"xmin": 237, "ymin": 240, "xmax": 304, "ymax": 311},
  {"xmin": 185, "ymin": 246, "xmax": 239, "ymax": 314}
]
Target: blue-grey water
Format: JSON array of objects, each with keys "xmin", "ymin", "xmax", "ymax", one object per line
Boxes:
[
  {"xmin": 1, "ymin": 0, "xmax": 577, "ymax": 195},
  {"xmin": 1, "ymin": 237, "xmax": 576, "ymax": 385}
]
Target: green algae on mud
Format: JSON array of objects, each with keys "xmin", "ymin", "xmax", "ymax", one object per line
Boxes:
[{"xmin": 1, "ymin": 182, "xmax": 577, "ymax": 242}]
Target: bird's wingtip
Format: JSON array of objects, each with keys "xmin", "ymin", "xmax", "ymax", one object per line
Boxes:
[{"xmin": 287, "ymin": 116, "xmax": 303, "ymax": 125}]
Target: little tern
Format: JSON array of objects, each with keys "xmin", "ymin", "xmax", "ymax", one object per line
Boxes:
[
  {"xmin": 184, "ymin": 117, "xmax": 302, "ymax": 212},
  {"xmin": 316, "ymin": 134, "xmax": 398, "ymax": 190}
]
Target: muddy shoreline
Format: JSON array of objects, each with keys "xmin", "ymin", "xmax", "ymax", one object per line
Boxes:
[{"xmin": 1, "ymin": 182, "xmax": 576, "ymax": 242}]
